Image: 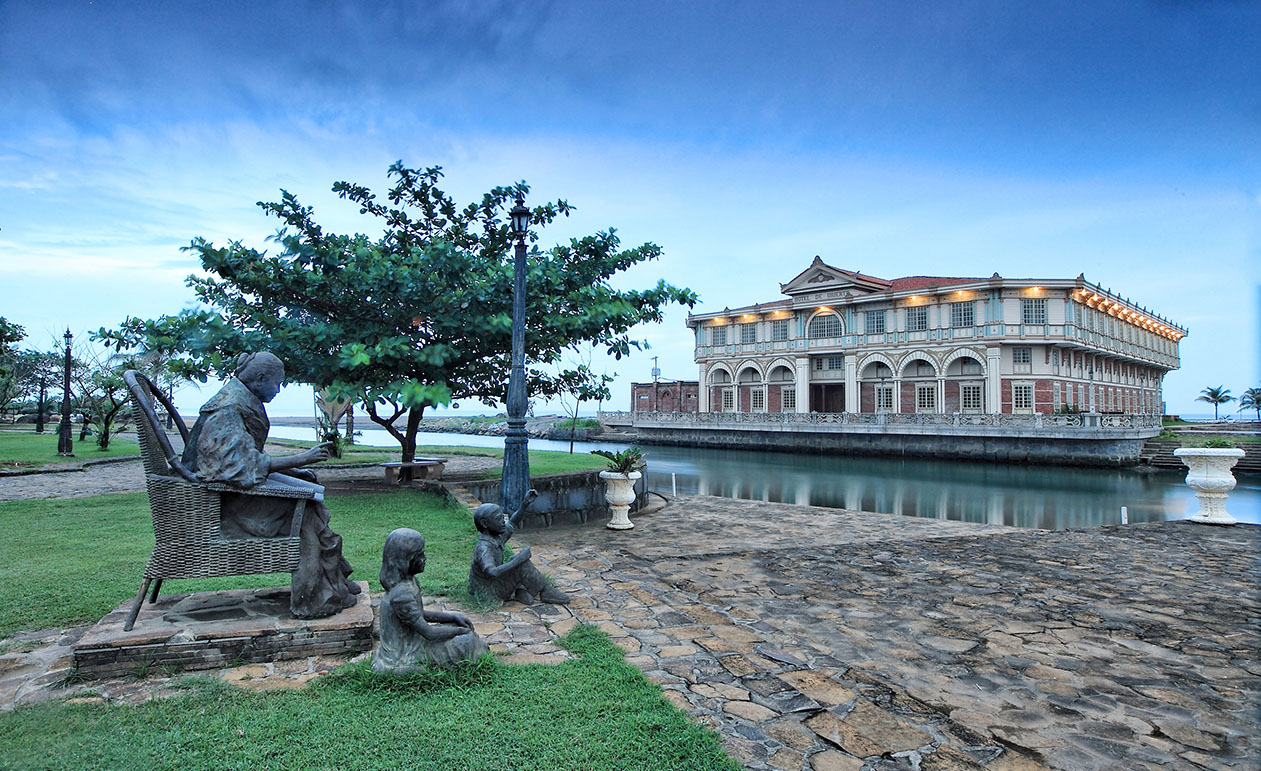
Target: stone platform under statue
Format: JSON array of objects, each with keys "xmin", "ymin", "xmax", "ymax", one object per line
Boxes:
[{"xmin": 72, "ymin": 583, "xmax": 371, "ymax": 679}]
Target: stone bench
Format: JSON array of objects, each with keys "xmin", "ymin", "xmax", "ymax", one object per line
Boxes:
[{"xmin": 381, "ymin": 459, "xmax": 447, "ymax": 484}]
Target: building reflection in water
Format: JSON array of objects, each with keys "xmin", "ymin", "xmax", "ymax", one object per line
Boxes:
[
  {"xmin": 265, "ymin": 425, "xmax": 1256, "ymax": 531},
  {"xmin": 649, "ymin": 446, "xmax": 1258, "ymax": 530}
]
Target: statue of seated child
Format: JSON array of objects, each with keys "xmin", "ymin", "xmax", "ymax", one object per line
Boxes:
[
  {"xmin": 468, "ymin": 490, "xmax": 570, "ymax": 605},
  {"xmin": 372, "ymin": 528, "xmax": 488, "ymax": 672}
]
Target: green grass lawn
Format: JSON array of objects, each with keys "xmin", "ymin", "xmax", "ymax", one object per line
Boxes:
[
  {"xmin": 0, "ymin": 625, "xmax": 735, "ymax": 771},
  {"xmin": 0, "ymin": 486, "xmax": 735, "ymax": 770},
  {"xmin": 269, "ymin": 438, "xmax": 610, "ymax": 477},
  {"xmin": 0, "ymin": 489, "xmax": 481, "ymax": 638},
  {"xmin": 0, "ymin": 427, "xmax": 140, "ymax": 468}
]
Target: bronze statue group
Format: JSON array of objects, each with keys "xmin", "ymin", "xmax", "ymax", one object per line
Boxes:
[{"xmin": 183, "ymin": 353, "xmax": 568, "ymax": 674}]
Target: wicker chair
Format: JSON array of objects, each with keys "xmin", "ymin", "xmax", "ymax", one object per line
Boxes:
[{"xmin": 121, "ymin": 371, "xmax": 313, "ymax": 631}]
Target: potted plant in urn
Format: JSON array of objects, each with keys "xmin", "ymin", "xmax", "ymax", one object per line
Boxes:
[
  {"xmin": 591, "ymin": 448, "xmax": 646, "ymax": 530},
  {"xmin": 1173, "ymin": 438, "xmax": 1245, "ymax": 525}
]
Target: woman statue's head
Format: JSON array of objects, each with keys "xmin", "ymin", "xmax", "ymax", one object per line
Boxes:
[{"xmin": 235, "ymin": 352, "xmax": 285, "ymax": 403}]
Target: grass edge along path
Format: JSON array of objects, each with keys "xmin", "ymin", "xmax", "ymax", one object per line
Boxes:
[
  {"xmin": 0, "ymin": 625, "xmax": 738, "ymax": 770},
  {"xmin": 0, "ymin": 428, "xmax": 140, "ymax": 468},
  {"xmin": 269, "ymin": 438, "xmax": 610, "ymax": 478},
  {"xmin": 0, "ymin": 489, "xmax": 482, "ymax": 638}
]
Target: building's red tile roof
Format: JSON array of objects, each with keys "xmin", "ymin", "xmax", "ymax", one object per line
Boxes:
[{"xmin": 887, "ymin": 276, "xmax": 984, "ymax": 291}]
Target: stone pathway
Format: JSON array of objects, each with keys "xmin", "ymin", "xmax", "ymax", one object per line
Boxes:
[
  {"xmin": 0, "ymin": 449, "xmax": 500, "ymax": 501},
  {"xmin": 2, "ymin": 469, "xmax": 1257, "ymax": 770},
  {"xmin": 515, "ymin": 498, "xmax": 1259, "ymax": 770}
]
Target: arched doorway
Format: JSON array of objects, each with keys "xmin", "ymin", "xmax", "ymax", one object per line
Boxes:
[
  {"xmin": 944, "ymin": 353, "xmax": 985, "ymax": 413},
  {"xmin": 767, "ymin": 364, "xmax": 796, "ymax": 413}
]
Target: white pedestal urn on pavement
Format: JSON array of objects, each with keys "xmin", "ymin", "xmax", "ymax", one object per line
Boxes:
[
  {"xmin": 601, "ymin": 471, "xmax": 641, "ymax": 530},
  {"xmin": 1173, "ymin": 448, "xmax": 1246, "ymax": 525}
]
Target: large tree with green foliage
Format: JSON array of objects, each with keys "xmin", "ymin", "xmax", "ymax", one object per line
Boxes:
[{"xmin": 103, "ymin": 162, "xmax": 696, "ymax": 463}]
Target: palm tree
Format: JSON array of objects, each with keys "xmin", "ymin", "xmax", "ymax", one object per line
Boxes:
[
  {"xmin": 1238, "ymin": 387, "xmax": 1261, "ymax": 422},
  {"xmin": 1196, "ymin": 385, "xmax": 1234, "ymax": 421}
]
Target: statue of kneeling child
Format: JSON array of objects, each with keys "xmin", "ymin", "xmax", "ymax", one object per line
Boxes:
[{"xmin": 372, "ymin": 528, "xmax": 488, "ymax": 672}]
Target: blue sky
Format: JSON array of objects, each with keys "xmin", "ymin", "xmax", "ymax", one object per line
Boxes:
[{"xmin": 1, "ymin": 0, "xmax": 1257, "ymax": 417}]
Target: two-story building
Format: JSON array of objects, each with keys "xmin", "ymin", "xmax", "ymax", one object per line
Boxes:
[{"xmin": 680, "ymin": 257, "xmax": 1184, "ymax": 416}]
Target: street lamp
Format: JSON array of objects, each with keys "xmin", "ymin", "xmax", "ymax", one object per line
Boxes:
[
  {"xmin": 500, "ymin": 192, "xmax": 531, "ymax": 514},
  {"xmin": 35, "ymin": 375, "xmax": 46, "ymax": 434},
  {"xmin": 57, "ymin": 329, "xmax": 74, "ymax": 456}
]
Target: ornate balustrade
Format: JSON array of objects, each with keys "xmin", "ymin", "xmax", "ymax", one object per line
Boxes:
[{"xmin": 598, "ymin": 410, "xmax": 1160, "ymax": 434}]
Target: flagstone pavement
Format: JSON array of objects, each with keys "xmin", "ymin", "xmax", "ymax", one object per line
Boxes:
[{"xmin": 1, "ymin": 458, "xmax": 1257, "ymax": 770}]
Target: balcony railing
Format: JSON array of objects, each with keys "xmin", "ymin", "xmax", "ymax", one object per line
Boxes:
[{"xmin": 599, "ymin": 410, "xmax": 1162, "ymax": 432}]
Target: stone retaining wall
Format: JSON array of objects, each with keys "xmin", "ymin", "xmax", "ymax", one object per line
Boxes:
[
  {"xmin": 460, "ymin": 470, "xmax": 629, "ymax": 528},
  {"xmin": 629, "ymin": 426, "xmax": 1147, "ymax": 467}
]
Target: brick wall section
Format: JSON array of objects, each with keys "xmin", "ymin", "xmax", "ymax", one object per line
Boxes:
[
  {"xmin": 899, "ymin": 381, "xmax": 916, "ymax": 413},
  {"xmin": 1035, "ymin": 380, "xmax": 1053, "ymax": 414},
  {"xmin": 943, "ymin": 381, "xmax": 960, "ymax": 413},
  {"xmin": 769, "ymin": 384, "xmax": 784, "ymax": 413},
  {"xmin": 860, "ymin": 382, "xmax": 875, "ymax": 412},
  {"xmin": 630, "ymin": 381, "xmax": 699, "ymax": 412}
]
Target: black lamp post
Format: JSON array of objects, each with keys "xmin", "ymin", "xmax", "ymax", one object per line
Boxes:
[
  {"xmin": 57, "ymin": 329, "xmax": 74, "ymax": 456},
  {"xmin": 35, "ymin": 375, "xmax": 46, "ymax": 434},
  {"xmin": 500, "ymin": 192, "xmax": 531, "ymax": 514}
]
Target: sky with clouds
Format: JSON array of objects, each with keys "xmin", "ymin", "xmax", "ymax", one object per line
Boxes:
[{"xmin": 1, "ymin": 0, "xmax": 1257, "ymax": 417}]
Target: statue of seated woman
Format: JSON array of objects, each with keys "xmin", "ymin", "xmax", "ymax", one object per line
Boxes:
[
  {"xmin": 373, "ymin": 528, "xmax": 488, "ymax": 672},
  {"xmin": 181, "ymin": 352, "xmax": 359, "ymax": 619},
  {"xmin": 468, "ymin": 490, "xmax": 570, "ymax": 605}
]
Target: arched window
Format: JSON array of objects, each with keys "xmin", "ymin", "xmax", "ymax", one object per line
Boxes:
[{"xmin": 808, "ymin": 314, "xmax": 842, "ymax": 338}]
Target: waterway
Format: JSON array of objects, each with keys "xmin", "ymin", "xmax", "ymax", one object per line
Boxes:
[{"xmin": 269, "ymin": 426, "xmax": 1260, "ymax": 530}]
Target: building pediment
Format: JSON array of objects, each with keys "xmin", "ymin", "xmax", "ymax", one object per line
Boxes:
[{"xmin": 780, "ymin": 256, "xmax": 892, "ymax": 298}]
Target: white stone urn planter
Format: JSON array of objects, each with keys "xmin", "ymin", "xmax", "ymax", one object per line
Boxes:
[
  {"xmin": 1173, "ymin": 448, "xmax": 1246, "ymax": 525},
  {"xmin": 600, "ymin": 470, "xmax": 641, "ymax": 530}
]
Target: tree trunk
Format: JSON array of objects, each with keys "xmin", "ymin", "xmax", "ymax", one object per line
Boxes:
[
  {"xmin": 97, "ymin": 401, "xmax": 126, "ymax": 450},
  {"xmin": 569, "ymin": 399, "xmax": 582, "ymax": 454},
  {"xmin": 345, "ymin": 403, "xmax": 354, "ymax": 445},
  {"xmin": 400, "ymin": 405, "xmax": 425, "ymax": 482}
]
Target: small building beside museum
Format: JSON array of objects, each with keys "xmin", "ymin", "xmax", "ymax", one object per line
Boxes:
[{"xmin": 635, "ymin": 257, "xmax": 1184, "ymax": 417}]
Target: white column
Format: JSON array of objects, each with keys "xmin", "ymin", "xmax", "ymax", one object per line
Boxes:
[
  {"xmin": 893, "ymin": 378, "xmax": 902, "ymax": 413},
  {"xmin": 937, "ymin": 377, "xmax": 946, "ymax": 413},
  {"xmin": 986, "ymin": 347, "xmax": 1002, "ymax": 414},
  {"xmin": 794, "ymin": 358, "xmax": 810, "ymax": 413},
  {"xmin": 844, "ymin": 358, "xmax": 859, "ymax": 413},
  {"xmin": 697, "ymin": 363, "xmax": 709, "ymax": 413}
]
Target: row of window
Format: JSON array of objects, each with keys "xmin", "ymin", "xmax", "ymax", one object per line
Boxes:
[
  {"xmin": 711, "ymin": 299, "xmax": 1048, "ymax": 344},
  {"xmin": 719, "ymin": 387, "xmax": 797, "ymax": 411},
  {"xmin": 713, "ymin": 376, "xmax": 1155, "ymax": 414}
]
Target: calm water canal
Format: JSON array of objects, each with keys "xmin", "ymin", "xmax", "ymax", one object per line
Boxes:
[{"xmin": 271, "ymin": 426, "xmax": 1260, "ymax": 530}]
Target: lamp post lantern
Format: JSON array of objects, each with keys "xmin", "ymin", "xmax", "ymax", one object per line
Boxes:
[
  {"xmin": 57, "ymin": 329, "xmax": 74, "ymax": 456},
  {"xmin": 500, "ymin": 192, "xmax": 531, "ymax": 514}
]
